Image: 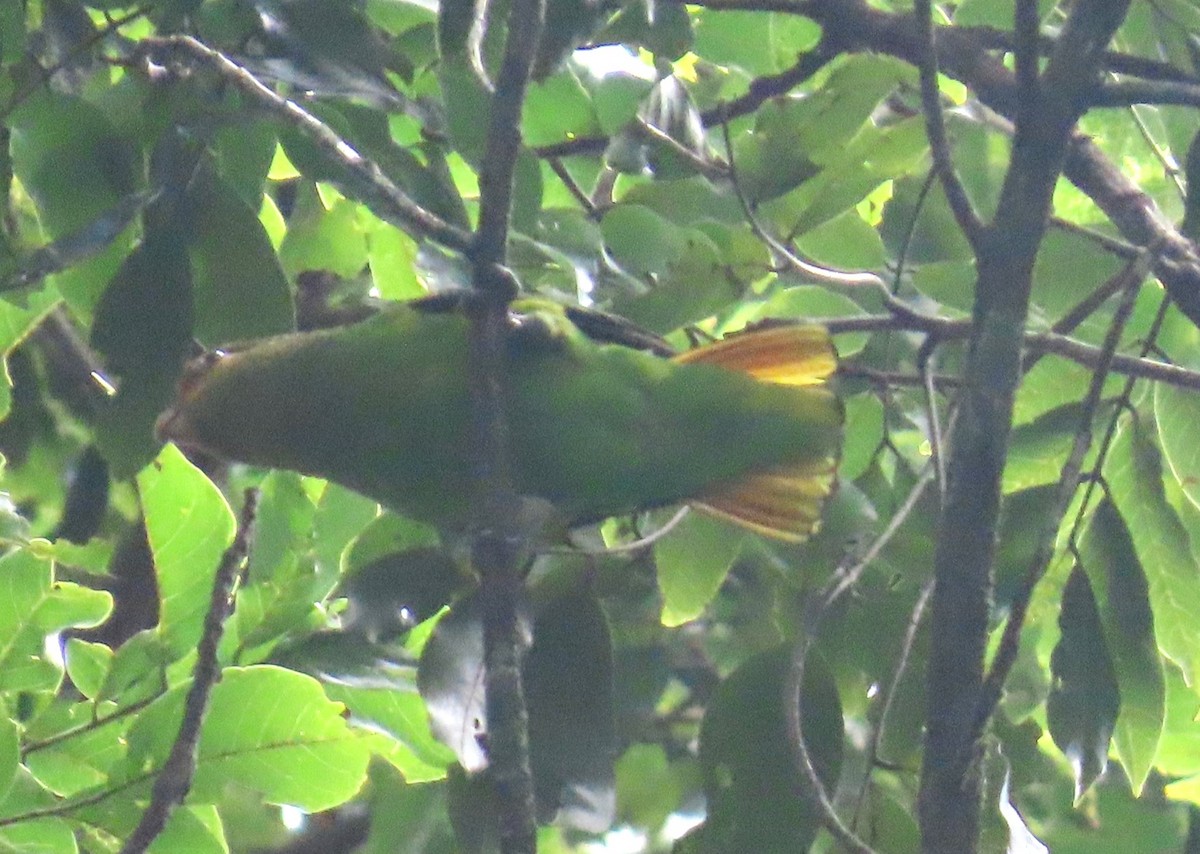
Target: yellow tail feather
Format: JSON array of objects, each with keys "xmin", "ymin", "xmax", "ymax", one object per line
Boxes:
[
  {"xmin": 675, "ymin": 324, "xmax": 840, "ymax": 542},
  {"xmin": 695, "ymin": 457, "xmax": 838, "ymax": 543},
  {"xmin": 671, "ymin": 324, "xmax": 837, "ymax": 386}
]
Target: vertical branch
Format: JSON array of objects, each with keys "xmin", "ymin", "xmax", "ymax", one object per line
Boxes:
[
  {"xmin": 464, "ymin": 3, "xmax": 546, "ymax": 853},
  {"xmin": 1013, "ymin": 0, "xmax": 1041, "ymax": 116},
  {"xmin": 917, "ymin": 0, "xmax": 1133, "ymax": 851}
]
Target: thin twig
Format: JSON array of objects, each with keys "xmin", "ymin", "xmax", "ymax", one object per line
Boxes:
[
  {"xmin": 785, "ymin": 630, "xmax": 880, "ymax": 854},
  {"xmin": 1, "ymin": 5, "xmax": 153, "ymax": 120},
  {"xmin": 718, "ymin": 120, "xmax": 888, "ymax": 289},
  {"xmin": 782, "ymin": 459, "xmax": 939, "ymax": 854},
  {"xmin": 21, "ymin": 693, "xmax": 159, "ymax": 759},
  {"xmin": 120, "ymin": 490, "xmax": 259, "ymax": 854},
  {"xmin": 851, "ymin": 578, "xmax": 935, "ymax": 831},
  {"xmin": 917, "ymin": 339, "xmax": 948, "ymax": 498},
  {"xmin": 132, "ymin": 36, "xmax": 472, "ymax": 254},
  {"xmin": 532, "ymin": 43, "xmax": 836, "ymax": 160},
  {"xmin": 1126, "ymin": 100, "xmax": 1186, "ymax": 196},
  {"xmin": 914, "ymin": 0, "xmax": 985, "ymax": 246},
  {"xmin": 549, "ymin": 506, "xmax": 692, "ymax": 557},
  {"xmin": 1062, "ymin": 291, "xmax": 1173, "ymax": 603},
  {"xmin": 820, "ymin": 308, "xmax": 1200, "ymax": 394},
  {"xmin": 546, "ymin": 157, "xmax": 599, "ymax": 218}
]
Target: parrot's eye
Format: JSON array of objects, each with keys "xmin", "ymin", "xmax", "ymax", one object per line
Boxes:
[
  {"xmin": 508, "ymin": 310, "xmax": 567, "ymax": 355},
  {"xmin": 177, "ymin": 349, "xmax": 227, "ymax": 400}
]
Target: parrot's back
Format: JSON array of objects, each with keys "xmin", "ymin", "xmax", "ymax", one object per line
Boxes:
[{"xmin": 156, "ymin": 301, "xmax": 842, "ymax": 540}]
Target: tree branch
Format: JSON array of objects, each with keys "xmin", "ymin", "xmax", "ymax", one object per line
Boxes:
[
  {"xmin": 120, "ymin": 490, "xmax": 258, "ymax": 854},
  {"xmin": 914, "ymin": 0, "xmax": 984, "ymax": 245},
  {"xmin": 914, "ymin": 0, "xmax": 1132, "ymax": 847},
  {"xmin": 465, "ymin": 3, "xmax": 546, "ymax": 852},
  {"xmin": 651, "ymin": 0, "xmax": 1200, "ymax": 330},
  {"xmin": 134, "ymin": 36, "xmax": 472, "ymax": 254}
]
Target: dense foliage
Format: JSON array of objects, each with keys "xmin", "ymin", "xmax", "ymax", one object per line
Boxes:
[{"xmin": 2, "ymin": 0, "xmax": 1200, "ymax": 852}]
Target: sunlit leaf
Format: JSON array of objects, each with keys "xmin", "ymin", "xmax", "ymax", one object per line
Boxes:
[
  {"xmin": 117, "ymin": 665, "xmax": 371, "ymax": 811},
  {"xmin": 657, "ymin": 511, "xmax": 743, "ymax": 627},
  {"xmin": 137, "ymin": 445, "xmax": 236, "ymax": 656},
  {"xmin": 1105, "ymin": 418, "xmax": 1200, "ymax": 686}
]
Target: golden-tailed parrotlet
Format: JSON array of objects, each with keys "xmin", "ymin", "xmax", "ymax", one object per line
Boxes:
[{"xmin": 156, "ymin": 297, "xmax": 842, "ymax": 541}]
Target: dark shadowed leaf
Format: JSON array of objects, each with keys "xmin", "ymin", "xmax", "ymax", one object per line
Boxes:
[
  {"xmin": 1077, "ymin": 499, "xmax": 1165, "ymax": 794},
  {"xmin": 526, "ymin": 590, "xmax": 616, "ymax": 832},
  {"xmin": 1047, "ymin": 565, "xmax": 1120, "ymax": 802},
  {"xmin": 418, "ymin": 593, "xmax": 490, "ymax": 773},
  {"xmin": 691, "ymin": 645, "xmax": 843, "ymax": 851}
]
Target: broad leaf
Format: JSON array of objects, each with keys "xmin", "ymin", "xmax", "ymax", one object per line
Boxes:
[{"xmin": 137, "ymin": 445, "xmax": 236, "ymax": 656}]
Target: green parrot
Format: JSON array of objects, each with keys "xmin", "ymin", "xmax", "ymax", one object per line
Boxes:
[{"xmin": 155, "ymin": 296, "xmax": 842, "ymax": 542}]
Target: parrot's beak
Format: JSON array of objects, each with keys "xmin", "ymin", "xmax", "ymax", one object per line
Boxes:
[
  {"xmin": 154, "ymin": 405, "xmax": 191, "ymax": 445},
  {"xmin": 156, "ymin": 349, "xmax": 228, "ymax": 447}
]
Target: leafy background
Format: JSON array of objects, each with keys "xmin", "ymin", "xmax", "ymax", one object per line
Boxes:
[{"xmin": 0, "ymin": 0, "xmax": 1199, "ymax": 852}]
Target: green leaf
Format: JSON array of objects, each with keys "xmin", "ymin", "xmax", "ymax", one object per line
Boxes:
[
  {"xmin": 1046, "ymin": 565, "xmax": 1119, "ymax": 802},
  {"xmin": 9, "ymin": 92, "xmax": 139, "ymax": 315},
  {"xmin": 1155, "ymin": 381, "xmax": 1200, "ymax": 512},
  {"xmin": 363, "ymin": 765, "xmax": 457, "ymax": 854},
  {"xmin": 693, "ymin": 645, "xmax": 843, "ymax": 852},
  {"xmin": 1154, "ymin": 663, "xmax": 1200, "ymax": 779},
  {"xmin": 0, "ymin": 819, "xmax": 77, "ymax": 854},
  {"xmin": 64, "ymin": 638, "xmax": 113, "ymax": 701},
  {"xmin": 0, "ymin": 550, "xmax": 111, "ymax": 693},
  {"xmin": 732, "ymin": 56, "xmax": 907, "ymax": 203},
  {"xmin": 1003, "ymin": 405, "xmax": 1078, "ymax": 492},
  {"xmin": 522, "ymin": 71, "xmax": 600, "ymax": 148},
  {"xmin": 90, "ymin": 228, "xmax": 194, "ymax": 478},
  {"xmin": 614, "ymin": 744, "xmax": 683, "ymax": 834},
  {"xmin": 119, "ymin": 665, "xmax": 371, "ymax": 811},
  {"xmin": 1105, "ymin": 417, "xmax": 1200, "ymax": 686},
  {"xmin": 602, "ymin": 205, "xmax": 687, "ymax": 278},
  {"xmin": 188, "ymin": 171, "xmax": 294, "ymax": 345},
  {"xmin": 526, "ymin": 591, "xmax": 615, "ymax": 832},
  {"xmin": 276, "ymin": 632, "xmax": 453, "ymax": 781},
  {"xmin": 657, "ymin": 512, "xmax": 743, "ymax": 627},
  {"xmin": 841, "ymin": 393, "xmax": 885, "ymax": 481},
  {"xmin": 279, "ymin": 186, "xmax": 369, "ymax": 279},
  {"xmin": 22, "ymin": 699, "xmax": 128, "ymax": 797},
  {"xmin": 692, "ymin": 10, "xmax": 781, "ymax": 76},
  {"xmin": 0, "ymin": 716, "xmax": 16, "ymax": 805},
  {"xmin": 0, "ymin": 288, "xmax": 60, "ymax": 421},
  {"xmin": 417, "ymin": 596, "xmax": 487, "ymax": 773},
  {"xmin": 137, "ymin": 444, "xmax": 236, "ymax": 656},
  {"xmin": 599, "ymin": 0, "xmax": 693, "ymax": 59},
  {"xmin": 147, "ymin": 805, "xmax": 228, "ymax": 854},
  {"xmin": 1077, "ymin": 499, "xmax": 1165, "ymax": 794}
]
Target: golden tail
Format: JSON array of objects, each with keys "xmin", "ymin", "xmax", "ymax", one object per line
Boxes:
[
  {"xmin": 671, "ymin": 323, "xmax": 837, "ymax": 386},
  {"xmin": 674, "ymin": 324, "xmax": 840, "ymax": 542}
]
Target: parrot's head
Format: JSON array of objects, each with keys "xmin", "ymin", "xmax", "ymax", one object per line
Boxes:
[{"xmin": 154, "ymin": 349, "xmax": 230, "ymax": 452}]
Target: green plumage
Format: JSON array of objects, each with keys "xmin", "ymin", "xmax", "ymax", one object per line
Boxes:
[{"xmin": 157, "ymin": 300, "xmax": 842, "ymax": 535}]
